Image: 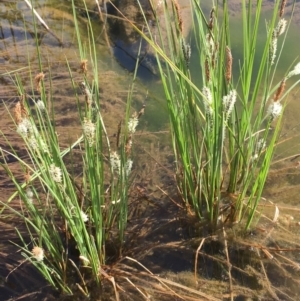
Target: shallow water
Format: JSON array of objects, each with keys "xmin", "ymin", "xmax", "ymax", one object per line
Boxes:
[{"xmin": 1, "ymin": 1, "xmax": 300, "ymax": 300}]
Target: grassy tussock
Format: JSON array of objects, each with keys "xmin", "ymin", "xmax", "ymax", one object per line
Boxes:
[{"xmin": 134, "ymin": 0, "xmax": 300, "ymax": 229}]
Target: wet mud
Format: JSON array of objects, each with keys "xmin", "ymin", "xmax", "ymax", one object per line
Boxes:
[{"xmin": 1, "ymin": 1, "xmax": 300, "ymax": 300}]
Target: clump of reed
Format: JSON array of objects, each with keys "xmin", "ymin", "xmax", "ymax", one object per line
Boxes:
[
  {"xmin": 0, "ymin": 0, "xmax": 144, "ymax": 296},
  {"xmin": 135, "ymin": 0, "xmax": 300, "ymax": 229}
]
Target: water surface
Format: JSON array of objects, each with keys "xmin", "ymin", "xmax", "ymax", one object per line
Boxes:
[{"xmin": 1, "ymin": 1, "xmax": 300, "ymax": 300}]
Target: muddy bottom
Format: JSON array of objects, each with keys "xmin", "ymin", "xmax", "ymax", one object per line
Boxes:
[{"xmin": 1, "ymin": 1, "xmax": 300, "ymax": 301}]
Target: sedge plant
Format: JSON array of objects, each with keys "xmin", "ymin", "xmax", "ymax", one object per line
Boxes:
[
  {"xmin": 133, "ymin": 0, "xmax": 300, "ymax": 229},
  {"xmin": 0, "ymin": 0, "xmax": 144, "ymax": 295}
]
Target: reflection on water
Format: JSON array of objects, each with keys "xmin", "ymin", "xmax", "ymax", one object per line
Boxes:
[{"xmin": 1, "ymin": 1, "xmax": 300, "ymax": 300}]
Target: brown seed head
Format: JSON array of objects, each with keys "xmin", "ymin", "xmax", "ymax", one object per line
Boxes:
[
  {"xmin": 80, "ymin": 59, "xmax": 88, "ymax": 74},
  {"xmin": 80, "ymin": 82, "xmax": 92, "ymax": 107},
  {"xmin": 14, "ymin": 102, "xmax": 22, "ymax": 124},
  {"xmin": 24, "ymin": 168, "xmax": 31, "ymax": 184},
  {"xmin": 125, "ymin": 135, "xmax": 132, "ymax": 156},
  {"xmin": 116, "ymin": 120, "xmax": 121, "ymax": 148},
  {"xmin": 20, "ymin": 95, "xmax": 28, "ymax": 118},
  {"xmin": 137, "ymin": 104, "xmax": 146, "ymax": 119},
  {"xmin": 13, "ymin": 96, "xmax": 28, "ymax": 124},
  {"xmin": 211, "ymin": 52, "xmax": 216, "ymax": 69},
  {"xmin": 273, "ymin": 78, "xmax": 286, "ymax": 102},
  {"xmin": 35, "ymin": 72, "xmax": 45, "ymax": 93},
  {"xmin": 279, "ymin": 0, "xmax": 287, "ymax": 18},
  {"xmin": 208, "ymin": 8, "xmax": 215, "ymax": 30},
  {"xmin": 205, "ymin": 57, "xmax": 210, "ymax": 82},
  {"xmin": 172, "ymin": 0, "xmax": 183, "ymax": 34},
  {"xmin": 211, "ymin": 42, "xmax": 219, "ymax": 69},
  {"xmin": 225, "ymin": 46, "xmax": 232, "ymax": 84}
]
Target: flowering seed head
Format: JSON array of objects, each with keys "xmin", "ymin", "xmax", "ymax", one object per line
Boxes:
[
  {"xmin": 26, "ymin": 187, "xmax": 34, "ymax": 203},
  {"xmin": 203, "ymin": 87, "xmax": 214, "ymax": 131},
  {"xmin": 268, "ymin": 19, "xmax": 287, "ymax": 66},
  {"xmin": 28, "ymin": 136, "xmax": 38, "ymax": 151},
  {"xmin": 83, "ymin": 118, "xmax": 96, "ymax": 147},
  {"xmin": 267, "ymin": 101, "xmax": 282, "ymax": 120},
  {"xmin": 17, "ymin": 118, "xmax": 31, "ymax": 137},
  {"xmin": 223, "ymin": 90, "xmax": 237, "ymax": 120},
  {"xmin": 275, "ymin": 18, "xmax": 287, "ymax": 37},
  {"xmin": 30, "ymin": 136, "xmax": 48, "ymax": 153},
  {"xmin": 126, "ymin": 159, "xmax": 133, "ymax": 176},
  {"xmin": 253, "ymin": 138, "xmax": 267, "ymax": 162},
  {"xmin": 202, "ymin": 86, "xmax": 214, "ymax": 127},
  {"xmin": 269, "ymin": 34, "xmax": 278, "ymax": 66},
  {"xmin": 39, "ymin": 139, "xmax": 49, "ymax": 153},
  {"xmin": 256, "ymin": 139, "xmax": 266, "ymax": 154},
  {"xmin": 32, "ymin": 246, "xmax": 44, "ymax": 261},
  {"xmin": 80, "ymin": 210, "xmax": 88, "ymax": 222},
  {"xmin": 252, "ymin": 153, "xmax": 259, "ymax": 162},
  {"xmin": 287, "ymin": 62, "xmax": 300, "ymax": 78},
  {"xmin": 181, "ymin": 39, "xmax": 191, "ymax": 67},
  {"xmin": 17, "ymin": 122, "xmax": 28, "ymax": 137},
  {"xmin": 80, "ymin": 82, "xmax": 92, "ymax": 107},
  {"xmin": 36, "ymin": 99, "xmax": 45, "ymax": 111},
  {"xmin": 206, "ymin": 34, "xmax": 215, "ymax": 54},
  {"xmin": 128, "ymin": 116, "xmax": 139, "ymax": 134},
  {"xmin": 49, "ymin": 164, "xmax": 62, "ymax": 183},
  {"xmin": 203, "ymin": 86, "xmax": 212, "ymax": 106},
  {"xmin": 110, "ymin": 152, "xmax": 121, "ymax": 174}
]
